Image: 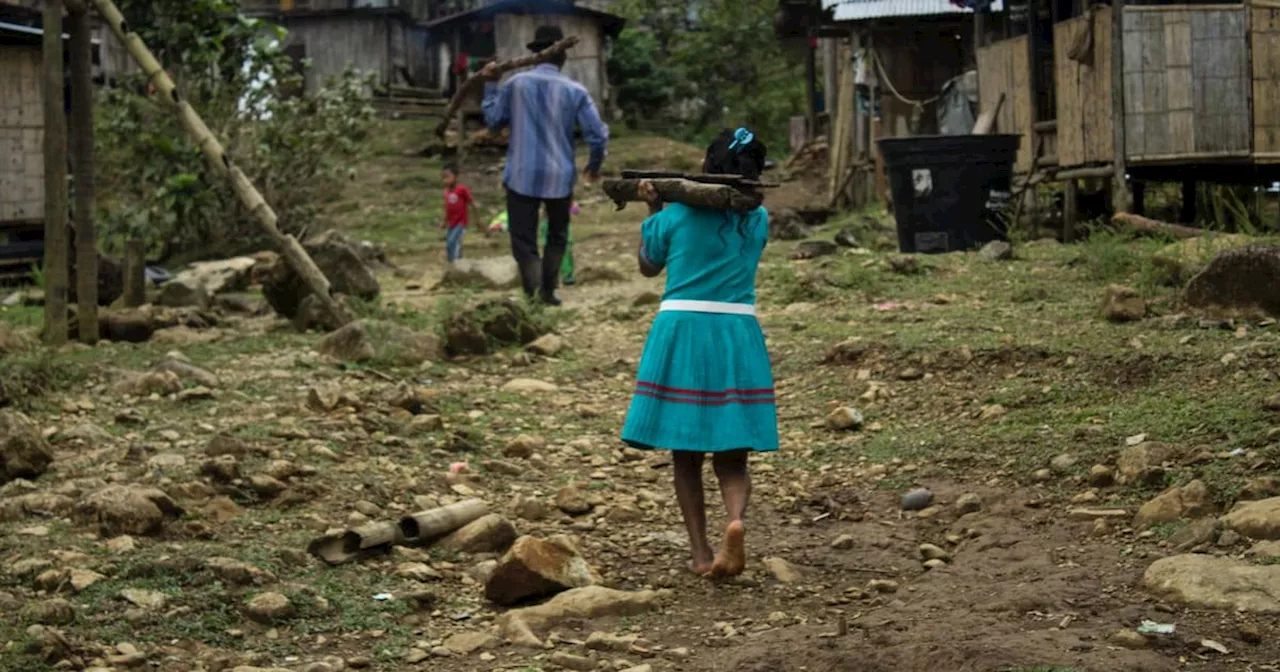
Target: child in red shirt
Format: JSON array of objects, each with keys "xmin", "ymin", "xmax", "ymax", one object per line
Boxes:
[{"xmin": 441, "ymin": 164, "xmax": 476, "ymax": 263}]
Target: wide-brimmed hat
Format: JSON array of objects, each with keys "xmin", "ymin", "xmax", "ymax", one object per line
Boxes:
[{"xmin": 527, "ymin": 25, "xmax": 564, "ymax": 52}]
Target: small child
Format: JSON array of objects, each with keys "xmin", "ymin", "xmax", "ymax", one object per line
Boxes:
[
  {"xmin": 620, "ymin": 128, "xmax": 777, "ymax": 579},
  {"xmin": 441, "ymin": 164, "xmax": 476, "ymax": 263},
  {"xmin": 540, "ymin": 202, "xmax": 581, "ymax": 286}
]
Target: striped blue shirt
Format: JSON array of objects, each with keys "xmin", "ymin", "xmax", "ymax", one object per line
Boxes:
[{"xmin": 482, "ymin": 64, "xmax": 609, "ymax": 200}]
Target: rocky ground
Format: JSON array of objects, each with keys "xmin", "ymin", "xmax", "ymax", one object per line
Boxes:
[{"xmin": 2, "ymin": 123, "xmax": 1280, "ymax": 672}]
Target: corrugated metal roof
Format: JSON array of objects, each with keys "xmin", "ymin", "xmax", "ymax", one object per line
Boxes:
[{"xmin": 823, "ymin": 0, "xmax": 1004, "ymax": 21}]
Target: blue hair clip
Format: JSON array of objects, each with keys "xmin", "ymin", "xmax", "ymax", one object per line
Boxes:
[{"xmin": 728, "ymin": 127, "xmax": 754, "ymax": 152}]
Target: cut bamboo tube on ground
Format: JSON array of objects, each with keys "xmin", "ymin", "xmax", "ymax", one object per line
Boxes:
[
  {"xmin": 343, "ymin": 521, "xmax": 406, "ymax": 553},
  {"xmin": 41, "ymin": 0, "xmax": 68, "ymax": 345},
  {"xmin": 602, "ymin": 178, "xmax": 764, "ymax": 213},
  {"xmin": 90, "ymin": 0, "xmax": 352, "ymax": 328},
  {"xmin": 433, "ymin": 36, "xmax": 580, "ymax": 141},
  {"xmin": 70, "ymin": 2, "xmax": 98, "ymax": 344},
  {"xmin": 399, "ymin": 499, "xmax": 489, "ymax": 544}
]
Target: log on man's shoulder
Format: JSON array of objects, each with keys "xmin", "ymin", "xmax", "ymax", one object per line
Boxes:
[{"xmin": 602, "ymin": 178, "xmax": 764, "ymax": 213}]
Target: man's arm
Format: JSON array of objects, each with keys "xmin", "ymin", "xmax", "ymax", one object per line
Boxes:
[
  {"xmin": 577, "ymin": 93, "xmax": 609, "ymax": 178},
  {"xmin": 482, "ymin": 79, "xmax": 512, "ymax": 131}
]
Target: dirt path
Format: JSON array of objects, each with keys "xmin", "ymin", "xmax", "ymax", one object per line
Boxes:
[{"xmin": 3, "ymin": 128, "xmax": 1280, "ymax": 672}]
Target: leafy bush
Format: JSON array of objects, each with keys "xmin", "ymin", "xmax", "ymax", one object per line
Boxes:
[{"xmin": 95, "ymin": 0, "xmax": 375, "ymax": 262}]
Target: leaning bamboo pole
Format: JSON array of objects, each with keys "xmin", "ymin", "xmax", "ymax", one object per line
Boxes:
[
  {"xmin": 41, "ymin": 0, "xmax": 69, "ymax": 345},
  {"xmin": 89, "ymin": 0, "xmax": 353, "ymax": 327}
]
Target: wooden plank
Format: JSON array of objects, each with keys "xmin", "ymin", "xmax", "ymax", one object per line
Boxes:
[
  {"xmin": 1252, "ymin": 3, "xmax": 1280, "ymax": 156},
  {"xmin": 1054, "ymin": 18, "xmax": 1084, "ymax": 167},
  {"xmin": 71, "ymin": 4, "xmax": 98, "ymax": 344},
  {"xmin": 42, "ymin": 1, "xmax": 68, "ymax": 344},
  {"xmin": 0, "ymin": 44, "xmax": 44, "ymax": 223},
  {"xmin": 1114, "ymin": 1, "xmax": 1131, "ymax": 212}
]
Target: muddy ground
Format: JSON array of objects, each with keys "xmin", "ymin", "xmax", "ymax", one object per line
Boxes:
[{"xmin": 2, "ymin": 122, "xmax": 1280, "ymax": 672}]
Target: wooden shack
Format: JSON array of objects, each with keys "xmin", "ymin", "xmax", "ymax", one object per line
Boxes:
[
  {"xmin": 424, "ymin": 0, "xmax": 626, "ymax": 116},
  {"xmin": 976, "ymin": 0, "xmax": 1280, "ymax": 231},
  {"xmin": 0, "ymin": 11, "xmax": 48, "ymax": 278}
]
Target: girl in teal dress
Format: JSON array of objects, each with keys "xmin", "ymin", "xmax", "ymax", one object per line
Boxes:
[{"xmin": 621, "ymin": 128, "xmax": 777, "ymax": 579}]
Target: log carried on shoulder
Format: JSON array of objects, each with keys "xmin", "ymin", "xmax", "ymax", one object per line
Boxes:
[
  {"xmin": 433, "ymin": 36, "xmax": 580, "ymax": 141},
  {"xmin": 603, "ymin": 177, "xmax": 766, "ymax": 213}
]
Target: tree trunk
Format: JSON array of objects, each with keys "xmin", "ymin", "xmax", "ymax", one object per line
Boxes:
[
  {"xmin": 70, "ymin": 3, "xmax": 98, "ymax": 344},
  {"xmin": 123, "ymin": 238, "xmax": 146, "ymax": 307},
  {"xmin": 90, "ymin": 0, "xmax": 353, "ymax": 328},
  {"xmin": 41, "ymin": 0, "xmax": 69, "ymax": 345},
  {"xmin": 602, "ymin": 178, "xmax": 764, "ymax": 213}
]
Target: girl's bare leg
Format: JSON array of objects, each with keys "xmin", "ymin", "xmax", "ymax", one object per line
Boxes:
[
  {"xmin": 672, "ymin": 451, "xmax": 714, "ymax": 574},
  {"xmin": 710, "ymin": 450, "xmax": 751, "ymax": 578}
]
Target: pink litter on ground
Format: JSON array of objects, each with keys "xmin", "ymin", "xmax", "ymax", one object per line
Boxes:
[
  {"xmin": 874, "ymin": 301, "xmax": 903, "ymax": 311},
  {"xmin": 450, "ymin": 462, "xmax": 469, "ymax": 474}
]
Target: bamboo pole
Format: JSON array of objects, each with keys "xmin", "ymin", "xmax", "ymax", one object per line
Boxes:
[
  {"xmin": 398, "ymin": 499, "xmax": 489, "ymax": 544},
  {"xmin": 69, "ymin": 2, "xmax": 97, "ymax": 344},
  {"xmin": 89, "ymin": 0, "xmax": 353, "ymax": 328},
  {"xmin": 41, "ymin": 0, "xmax": 69, "ymax": 345}
]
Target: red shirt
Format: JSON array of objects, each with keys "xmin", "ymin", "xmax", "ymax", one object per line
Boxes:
[{"xmin": 444, "ymin": 185, "xmax": 473, "ymax": 228}]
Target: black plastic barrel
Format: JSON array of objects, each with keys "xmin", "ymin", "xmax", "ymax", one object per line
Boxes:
[{"xmin": 877, "ymin": 134, "xmax": 1020, "ymax": 254}]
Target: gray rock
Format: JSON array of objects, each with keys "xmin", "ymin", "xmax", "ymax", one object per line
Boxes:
[
  {"xmin": 901, "ymin": 488, "xmax": 934, "ymax": 511},
  {"xmin": 439, "ymin": 257, "xmax": 520, "ymax": 290},
  {"xmin": 978, "ymin": 240, "xmax": 1014, "ymax": 261}
]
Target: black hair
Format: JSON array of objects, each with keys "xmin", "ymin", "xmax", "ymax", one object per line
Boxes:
[
  {"xmin": 548, "ymin": 51, "xmax": 568, "ymax": 68},
  {"xmin": 703, "ymin": 128, "xmax": 767, "ymax": 246},
  {"xmin": 704, "ymin": 127, "xmax": 767, "ymax": 180},
  {"xmin": 442, "ymin": 163, "xmax": 458, "ymax": 175}
]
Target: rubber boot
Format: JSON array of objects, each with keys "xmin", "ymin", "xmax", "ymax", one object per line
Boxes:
[
  {"xmin": 540, "ymin": 251, "xmax": 564, "ymax": 306},
  {"xmin": 518, "ymin": 259, "xmax": 541, "ymax": 300}
]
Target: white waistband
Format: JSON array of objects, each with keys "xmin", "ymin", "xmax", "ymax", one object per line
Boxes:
[{"xmin": 659, "ymin": 300, "xmax": 756, "ymax": 316}]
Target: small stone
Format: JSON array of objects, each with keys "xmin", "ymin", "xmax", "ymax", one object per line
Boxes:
[
  {"xmin": 1218, "ymin": 530, "xmax": 1242, "ymax": 547},
  {"xmin": 525, "ymin": 334, "xmax": 566, "ymax": 356},
  {"xmin": 585, "ymin": 631, "xmax": 638, "ymax": 652},
  {"xmin": 831, "ymin": 534, "xmax": 856, "ymax": 550},
  {"xmin": 430, "ymin": 646, "xmax": 452, "ymax": 658},
  {"xmin": 978, "ymin": 403, "xmax": 1006, "ymax": 420},
  {"xmin": 922, "ymin": 558, "xmax": 947, "ymax": 570},
  {"xmin": 501, "ymin": 378, "xmax": 558, "ymax": 394},
  {"xmin": 548, "ymin": 652, "xmax": 597, "ymax": 671},
  {"xmin": 1049, "ymin": 453, "xmax": 1077, "ymax": 473},
  {"xmin": 1088, "ymin": 464, "xmax": 1115, "ymax": 487},
  {"xmin": 120, "ymin": 588, "xmax": 167, "ymax": 610},
  {"xmin": 1238, "ymin": 621, "xmax": 1263, "ymax": 644},
  {"xmin": 68, "ymin": 569, "xmax": 105, "ymax": 592},
  {"xmin": 176, "ymin": 386, "xmax": 215, "ymax": 402},
  {"xmin": 918, "ymin": 543, "xmax": 951, "ymax": 562},
  {"xmin": 249, "ymin": 474, "xmax": 288, "ymax": 499},
  {"xmin": 404, "ymin": 648, "xmax": 428, "ymax": 664},
  {"xmin": 978, "ymin": 240, "xmax": 1014, "ymax": 261},
  {"xmin": 1102, "ymin": 285, "xmax": 1146, "ymax": 322},
  {"xmin": 1091, "ymin": 519, "xmax": 1112, "ymax": 537},
  {"xmin": 900, "ymin": 488, "xmax": 934, "ymax": 511},
  {"xmin": 443, "ymin": 631, "xmax": 495, "ymax": 655},
  {"xmin": 825, "ymin": 407, "xmax": 864, "ymax": 431},
  {"xmin": 31, "ymin": 598, "xmax": 75, "ymax": 625},
  {"xmin": 504, "ymin": 434, "xmax": 544, "ymax": 459},
  {"xmin": 105, "ymin": 536, "xmax": 137, "ymax": 553},
  {"xmin": 1109, "ymin": 629, "xmax": 1150, "ymax": 649},
  {"xmin": 1032, "ymin": 468, "xmax": 1052, "ymax": 482},
  {"xmin": 513, "ymin": 496, "xmax": 550, "ymax": 521},
  {"xmin": 955, "ymin": 493, "xmax": 982, "ymax": 515},
  {"xmin": 1068, "ymin": 507, "xmax": 1129, "ymax": 520},
  {"xmin": 867, "ymin": 579, "xmax": 899, "ymax": 594},
  {"xmin": 763, "ymin": 557, "xmax": 804, "ymax": 583},
  {"xmin": 556, "ymin": 485, "xmax": 594, "ymax": 516},
  {"xmin": 245, "ymin": 592, "xmax": 294, "ymax": 624}
]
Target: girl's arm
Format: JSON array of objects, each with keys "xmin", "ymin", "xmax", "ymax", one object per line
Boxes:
[{"xmin": 638, "ymin": 247, "xmax": 663, "ymax": 277}]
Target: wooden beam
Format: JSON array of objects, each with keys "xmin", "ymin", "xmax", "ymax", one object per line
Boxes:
[
  {"xmin": 70, "ymin": 2, "xmax": 97, "ymax": 344},
  {"xmin": 1110, "ymin": 0, "xmax": 1131, "ymax": 212},
  {"xmin": 122, "ymin": 239, "xmax": 145, "ymax": 308},
  {"xmin": 1054, "ymin": 165, "xmax": 1115, "ymax": 179},
  {"xmin": 1026, "ymin": 0, "xmax": 1039, "ymax": 128},
  {"xmin": 805, "ymin": 34, "xmax": 818, "ymax": 142},
  {"xmin": 1062, "ymin": 178, "xmax": 1079, "ymax": 242},
  {"xmin": 42, "ymin": 0, "xmax": 69, "ymax": 346}
]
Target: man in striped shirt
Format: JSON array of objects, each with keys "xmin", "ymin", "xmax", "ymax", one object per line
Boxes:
[{"xmin": 480, "ymin": 25, "xmax": 609, "ymax": 306}]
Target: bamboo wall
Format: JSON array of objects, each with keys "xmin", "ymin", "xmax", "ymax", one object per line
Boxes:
[
  {"xmin": 0, "ymin": 44, "xmax": 43, "ymax": 223},
  {"xmin": 1254, "ymin": 1, "xmax": 1280, "ymax": 161},
  {"xmin": 1054, "ymin": 12, "xmax": 1113, "ymax": 167},
  {"xmin": 1121, "ymin": 5, "xmax": 1250, "ymax": 163},
  {"xmin": 977, "ymin": 36, "xmax": 1034, "ymax": 172},
  {"xmin": 280, "ymin": 14, "xmax": 394, "ymax": 92},
  {"xmin": 493, "ymin": 13, "xmax": 608, "ymax": 108}
]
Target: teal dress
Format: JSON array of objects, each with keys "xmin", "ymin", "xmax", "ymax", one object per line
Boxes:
[{"xmin": 621, "ymin": 203, "xmax": 779, "ymax": 453}]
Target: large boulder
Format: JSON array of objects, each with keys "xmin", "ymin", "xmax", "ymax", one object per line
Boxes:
[
  {"xmin": 1143, "ymin": 554, "xmax": 1280, "ymax": 613},
  {"xmin": 1221, "ymin": 497, "xmax": 1280, "ymax": 541},
  {"xmin": 1133, "ymin": 480, "xmax": 1213, "ymax": 528},
  {"xmin": 1150, "ymin": 234, "xmax": 1251, "ymax": 285},
  {"xmin": 317, "ymin": 319, "xmax": 441, "ymax": 366},
  {"xmin": 0, "ymin": 410, "xmax": 54, "ymax": 483},
  {"xmin": 173, "ymin": 257, "xmax": 257, "ymax": 296},
  {"xmin": 439, "ymin": 257, "xmax": 521, "ymax": 290},
  {"xmin": 75, "ymin": 485, "xmax": 184, "ymax": 536},
  {"xmin": 261, "ymin": 231, "xmax": 380, "ymax": 319},
  {"xmin": 1184, "ymin": 244, "xmax": 1280, "ymax": 317},
  {"xmin": 485, "ymin": 535, "xmax": 601, "ymax": 606},
  {"xmin": 156, "ymin": 277, "xmax": 210, "ymax": 309},
  {"xmin": 444, "ymin": 299, "xmax": 546, "ymax": 357},
  {"xmin": 1116, "ymin": 441, "xmax": 1187, "ymax": 485}
]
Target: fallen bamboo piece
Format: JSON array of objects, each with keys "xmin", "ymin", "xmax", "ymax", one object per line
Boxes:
[
  {"xmin": 307, "ymin": 531, "xmax": 362, "ymax": 566},
  {"xmin": 399, "ymin": 499, "xmax": 489, "ymax": 544},
  {"xmin": 1113, "ymin": 212, "xmax": 1204, "ymax": 239},
  {"xmin": 433, "ymin": 36, "xmax": 580, "ymax": 141},
  {"xmin": 91, "ymin": 0, "xmax": 353, "ymax": 328},
  {"xmin": 343, "ymin": 521, "xmax": 406, "ymax": 553},
  {"xmin": 602, "ymin": 178, "xmax": 764, "ymax": 213}
]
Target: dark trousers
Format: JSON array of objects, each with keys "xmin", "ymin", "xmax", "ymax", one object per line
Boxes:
[{"xmin": 507, "ymin": 188, "xmax": 571, "ymax": 297}]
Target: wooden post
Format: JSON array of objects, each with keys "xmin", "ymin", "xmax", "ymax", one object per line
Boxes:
[
  {"xmin": 69, "ymin": 1, "xmax": 97, "ymax": 344},
  {"xmin": 1026, "ymin": 0, "xmax": 1039, "ymax": 132},
  {"xmin": 1132, "ymin": 180, "xmax": 1145, "ymax": 217},
  {"xmin": 1180, "ymin": 180, "xmax": 1197, "ymax": 223},
  {"xmin": 805, "ymin": 34, "xmax": 818, "ymax": 142},
  {"xmin": 41, "ymin": 0, "xmax": 69, "ymax": 345},
  {"xmin": 1062, "ymin": 179, "xmax": 1079, "ymax": 242},
  {"xmin": 123, "ymin": 238, "xmax": 145, "ymax": 307},
  {"xmin": 1111, "ymin": 0, "xmax": 1131, "ymax": 212}
]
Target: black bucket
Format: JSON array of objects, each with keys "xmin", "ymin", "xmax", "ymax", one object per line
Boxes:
[{"xmin": 877, "ymin": 134, "xmax": 1020, "ymax": 254}]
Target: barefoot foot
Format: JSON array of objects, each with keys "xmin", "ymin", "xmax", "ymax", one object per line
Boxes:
[
  {"xmin": 689, "ymin": 559, "xmax": 713, "ymax": 576},
  {"xmin": 709, "ymin": 520, "xmax": 746, "ymax": 578}
]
